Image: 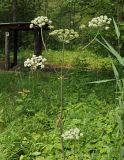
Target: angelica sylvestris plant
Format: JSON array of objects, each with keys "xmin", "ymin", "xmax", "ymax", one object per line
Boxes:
[
  {"xmin": 49, "ymin": 29, "xmax": 79, "ymax": 43},
  {"xmin": 50, "ymin": 28, "xmax": 79, "ymax": 160},
  {"xmin": 88, "ymin": 15, "xmax": 112, "ymax": 30},
  {"xmin": 24, "ymin": 55, "xmax": 47, "ymax": 71}
]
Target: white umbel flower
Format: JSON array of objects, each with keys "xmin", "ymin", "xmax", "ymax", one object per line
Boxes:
[
  {"xmin": 24, "ymin": 55, "xmax": 47, "ymax": 71},
  {"xmin": 30, "ymin": 16, "xmax": 53, "ymax": 29},
  {"xmin": 62, "ymin": 128, "xmax": 83, "ymax": 140},
  {"xmin": 88, "ymin": 15, "xmax": 111, "ymax": 30},
  {"xmin": 49, "ymin": 29, "xmax": 79, "ymax": 43}
]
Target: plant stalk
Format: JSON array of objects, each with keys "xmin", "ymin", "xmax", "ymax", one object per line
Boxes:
[
  {"xmin": 41, "ymin": 27, "xmax": 47, "ymax": 54},
  {"xmin": 60, "ymin": 41, "xmax": 65, "ymax": 160},
  {"xmin": 74, "ymin": 139, "xmax": 76, "ymax": 160}
]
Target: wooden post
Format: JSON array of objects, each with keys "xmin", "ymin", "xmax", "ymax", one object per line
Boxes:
[
  {"xmin": 39, "ymin": 29, "xmax": 43, "ymax": 53},
  {"xmin": 13, "ymin": 30, "xmax": 18, "ymax": 66},
  {"xmin": 34, "ymin": 29, "xmax": 42, "ymax": 56},
  {"xmin": 5, "ymin": 31, "xmax": 10, "ymax": 70}
]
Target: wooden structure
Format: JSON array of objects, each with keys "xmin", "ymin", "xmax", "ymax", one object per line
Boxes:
[{"xmin": 0, "ymin": 22, "xmax": 48, "ymax": 70}]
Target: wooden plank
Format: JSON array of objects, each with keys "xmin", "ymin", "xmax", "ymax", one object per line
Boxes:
[
  {"xmin": 5, "ymin": 31, "xmax": 10, "ymax": 70},
  {"xmin": 0, "ymin": 23, "xmax": 49, "ymax": 30},
  {"xmin": 0, "ymin": 23, "xmax": 30, "ymax": 30}
]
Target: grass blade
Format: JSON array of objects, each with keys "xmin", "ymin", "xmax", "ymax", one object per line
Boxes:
[
  {"xmin": 112, "ymin": 62, "xmax": 122, "ymax": 90},
  {"xmin": 113, "ymin": 18, "xmax": 120, "ymax": 40},
  {"xmin": 88, "ymin": 79, "xmax": 115, "ymax": 84},
  {"xmin": 101, "ymin": 37, "xmax": 124, "ymax": 66}
]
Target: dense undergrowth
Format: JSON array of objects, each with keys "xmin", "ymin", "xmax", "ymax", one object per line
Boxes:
[{"xmin": 0, "ymin": 52, "xmax": 121, "ymax": 159}]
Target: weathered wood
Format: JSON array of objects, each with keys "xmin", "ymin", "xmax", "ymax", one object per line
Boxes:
[
  {"xmin": 34, "ymin": 29, "xmax": 43, "ymax": 56},
  {"xmin": 0, "ymin": 22, "xmax": 49, "ymax": 69},
  {"xmin": 0, "ymin": 23, "xmax": 31, "ymax": 30},
  {"xmin": 13, "ymin": 30, "xmax": 18, "ymax": 65},
  {"xmin": 5, "ymin": 31, "xmax": 10, "ymax": 70},
  {"xmin": 0, "ymin": 23, "xmax": 49, "ymax": 31}
]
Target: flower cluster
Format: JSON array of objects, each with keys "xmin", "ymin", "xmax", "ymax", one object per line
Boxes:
[
  {"xmin": 24, "ymin": 55, "xmax": 47, "ymax": 71},
  {"xmin": 29, "ymin": 16, "xmax": 53, "ymax": 29},
  {"xmin": 88, "ymin": 15, "xmax": 112, "ymax": 30},
  {"xmin": 62, "ymin": 128, "xmax": 83, "ymax": 140},
  {"xmin": 79, "ymin": 24, "xmax": 86, "ymax": 30},
  {"xmin": 49, "ymin": 29, "xmax": 79, "ymax": 43}
]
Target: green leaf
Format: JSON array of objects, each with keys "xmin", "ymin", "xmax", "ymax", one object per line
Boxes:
[
  {"xmin": 112, "ymin": 62, "xmax": 119, "ymax": 79},
  {"xmin": 112, "ymin": 62, "xmax": 122, "ymax": 90},
  {"xmin": 96, "ymin": 37, "xmax": 124, "ymax": 66},
  {"xmin": 113, "ymin": 18, "xmax": 120, "ymax": 39},
  {"xmin": 95, "ymin": 38, "xmax": 110, "ymax": 51},
  {"xmin": 31, "ymin": 152, "xmax": 41, "ymax": 156},
  {"xmin": 102, "ymin": 36, "xmax": 124, "ymax": 65},
  {"xmin": 36, "ymin": 157, "xmax": 45, "ymax": 160}
]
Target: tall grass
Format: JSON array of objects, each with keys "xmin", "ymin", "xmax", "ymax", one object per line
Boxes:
[{"xmin": 96, "ymin": 19, "xmax": 124, "ymax": 159}]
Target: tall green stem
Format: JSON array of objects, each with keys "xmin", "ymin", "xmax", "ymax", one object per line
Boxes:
[
  {"xmin": 73, "ymin": 139, "xmax": 76, "ymax": 160},
  {"xmin": 41, "ymin": 27, "xmax": 47, "ymax": 54},
  {"xmin": 117, "ymin": 38, "xmax": 120, "ymax": 55},
  {"xmin": 60, "ymin": 42, "xmax": 65, "ymax": 160}
]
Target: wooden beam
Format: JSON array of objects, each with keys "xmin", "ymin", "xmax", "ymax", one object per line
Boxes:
[
  {"xmin": 5, "ymin": 31, "xmax": 10, "ymax": 70},
  {"xmin": 0, "ymin": 23, "xmax": 49, "ymax": 31}
]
